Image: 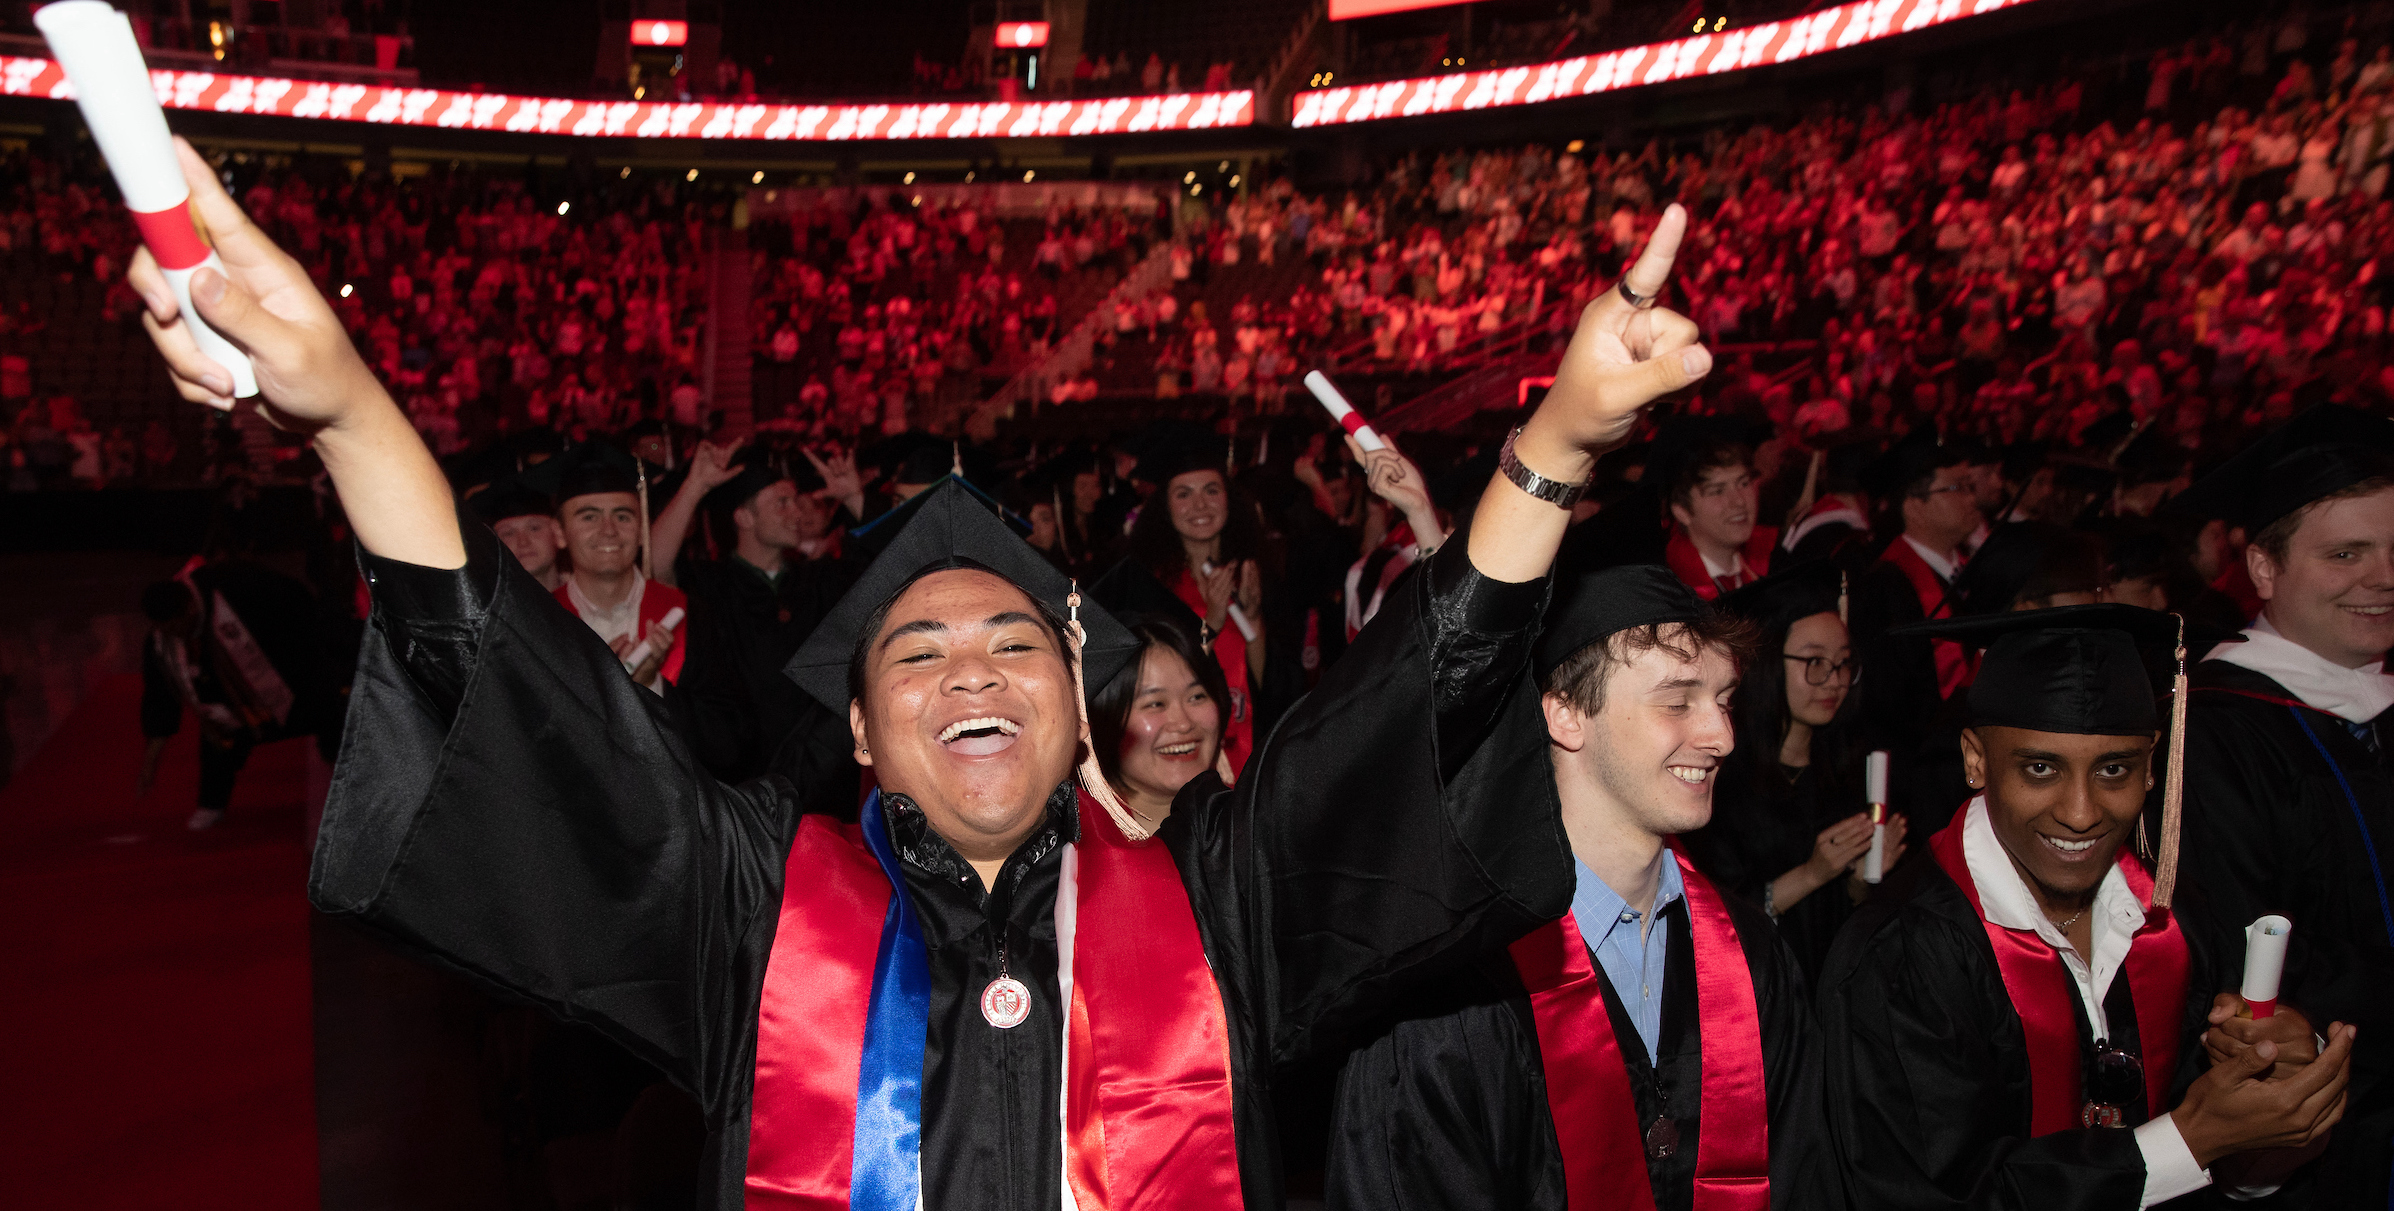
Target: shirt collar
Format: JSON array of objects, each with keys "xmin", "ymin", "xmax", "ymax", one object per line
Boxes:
[
  {"xmin": 1570, "ymin": 848, "xmax": 1686, "ymax": 949},
  {"xmin": 2209, "ymin": 613, "xmax": 2394, "ymax": 723},
  {"xmin": 1699, "ymin": 546, "xmax": 1746, "ymax": 582},
  {"xmin": 1902, "ymin": 534, "xmax": 1960, "ymax": 581}
]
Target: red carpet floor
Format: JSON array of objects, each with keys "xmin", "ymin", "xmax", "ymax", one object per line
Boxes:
[{"xmin": 0, "ymin": 673, "xmax": 321, "ymax": 1209}]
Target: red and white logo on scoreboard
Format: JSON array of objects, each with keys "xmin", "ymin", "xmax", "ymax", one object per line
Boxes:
[
  {"xmin": 631, "ymin": 20, "xmax": 688, "ymax": 47},
  {"xmin": 995, "ymin": 22, "xmax": 1049, "ymax": 49}
]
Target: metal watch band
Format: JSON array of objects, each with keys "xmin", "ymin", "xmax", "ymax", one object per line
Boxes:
[{"xmin": 1498, "ymin": 426, "xmax": 1589, "ymax": 509}]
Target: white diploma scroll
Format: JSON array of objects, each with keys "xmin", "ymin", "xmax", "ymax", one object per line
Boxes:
[
  {"xmin": 36, "ymin": 1, "xmax": 257, "ymax": 398},
  {"xmin": 1200, "ymin": 563, "xmax": 1259, "ymax": 642},
  {"xmin": 1863, "ymin": 750, "xmax": 1890, "ymax": 884},
  {"xmin": 2239, "ymin": 914, "xmax": 2292, "ymax": 1019},
  {"xmin": 1303, "ymin": 370, "xmax": 1388, "ymax": 452},
  {"xmin": 622, "ymin": 606, "xmax": 686, "ymax": 673}
]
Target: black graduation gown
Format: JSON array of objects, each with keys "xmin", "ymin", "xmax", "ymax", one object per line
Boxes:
[
  {"xmin": 673, "ymin": 553, "xmax": 857, "ymax": 791},
  {"xmin": 1323, "ymin": 872, "xmax": 1837, "ymax": 1211},
  {"xmin": 1816, "ymin": 855, "xmax": 2212, "ymax": 1211},
  {"xmin": 2167, "ymin": 661, "xmax": 2394, "ymax": 1208},
  {"xmin": 1849, "ymin": 552, "xmax": 1968, "ymax": 834},
  {"xmin": 310, "ymin": 517, "xmax": 1573, "ymax": 1211},
  {"xmin": 1681, "ymin": 759, "xmax": 1862, "ymax": 984}
]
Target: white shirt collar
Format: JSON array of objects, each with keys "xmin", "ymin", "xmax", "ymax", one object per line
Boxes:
[
  {"xmin": 1903, "ymin": 533, "xmax": 1961, "ymax": 581},
  {"xmin": 1960, "ymin": 797, "xmax": 2145, "ymax": 1039},
  {"xmin": 2207, "ymin": 613, "xmax": 2394, "ymax": 723},
  {"xmin": 566, "ymin": 570, "xmax": 648, "ymax": 645},
  {"xmin": 1699, "ymin": 546, "xmax": 1747, "ymax": 583}
]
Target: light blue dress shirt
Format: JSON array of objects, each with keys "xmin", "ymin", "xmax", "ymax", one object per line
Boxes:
[{"xmin": 1568, "ymin": 850, "xmax": 1685, "ymax": 1061}]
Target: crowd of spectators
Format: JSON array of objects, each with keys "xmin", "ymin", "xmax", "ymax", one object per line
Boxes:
[{"xmin": 748, "ymin": 196, "xmax": 1165, "ymax": 438}]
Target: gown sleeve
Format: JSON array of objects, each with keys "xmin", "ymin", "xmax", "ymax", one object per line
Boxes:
[
  {"xmin": 307, "ymin": 514, "xmax": 799, "ymax": 1116},
  {"xmin": 1817, "ymin": 876, "xmax": 2147, "ymax": 1211},
  {"xmin": 1172, "ymin": 539, "xmax": 1575, "ymax": 1064}
]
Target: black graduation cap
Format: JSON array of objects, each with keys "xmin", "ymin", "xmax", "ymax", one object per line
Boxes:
[
  {"xmin": 784, "ymin": 478, "xmax": 1140, "ymax": 715},
  {"xmin": 1862, "ymin": 428, "xmax": 1966, "ymax": 501},
  {"xmin": 1087, "ymin": 556, "xmax": 1202, "ymax": 636},
  {"xmin": 1891, "ymin": 604, "xmax": 2238, "ymax": 737},
  {"xmin": 1952, "ymin": 521, "xmax": 2102, "ymax": 616},
  {"xmin": 465, "ymin": 471, "xmax": 553, "ymax": 526},
  {"xmin": 1716, "ymin": 559, "xmax": 1845, "ymax": 635},
  {"xmin": 2168, "ymin": 404, "xmax": 2394, "ymax": 533},
  {"xmin": 525, "ymin": 440, "xmax": 644, "ymax": 505},
  {"xmin": 1129, "ymin": 419, "xmax": 1227, "ymax": 485},
  {"xmin": 1536, "ymin": 563, "xmax": 1705, "ymax": 681}
]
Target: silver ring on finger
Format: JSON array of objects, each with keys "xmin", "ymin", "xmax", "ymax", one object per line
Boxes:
[{"xmin": 1617, "ymin": 278, "xmax": 1658, "ymax": 310}]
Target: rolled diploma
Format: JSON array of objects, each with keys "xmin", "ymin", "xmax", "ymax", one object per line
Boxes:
[
  {"xmin": 1200, "ymin": 562, "xmax": 1260, "ymax": 642},
  {"xmin": 1303, "ymin": 370, "xmax": 1388, "ymax": 452},
  {"xmin": 1863, "ymin": 750, "xmax": 1890, "ymax": 884},
  {"xmin": 36, "ymin": 1, "xmax": 256, "ymax": 398},
  {"xmin": 622, "ymin": 606, "xmax": 686, "ymax": 672},
  {"xmin": 2239, "ymin": 914, "xmax": 2291, "ymax": 1019}
]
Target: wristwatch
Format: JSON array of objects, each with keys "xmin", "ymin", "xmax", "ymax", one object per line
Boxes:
[{"xmin": 1499, "ymin": 426, "xmax": 1591, "ymax": 509}]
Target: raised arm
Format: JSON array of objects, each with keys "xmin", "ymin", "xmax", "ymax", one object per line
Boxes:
[
  {"xmin": 1467, "ymin": 202, "xmax": 1710, "ymax": 582},
  {"xmin": 126, "ymin": 139, "xmax": 461, "ymax": 570},
  {"xmin": 650, "ymin": 439, "xmax": 746, "ymax": 587}
]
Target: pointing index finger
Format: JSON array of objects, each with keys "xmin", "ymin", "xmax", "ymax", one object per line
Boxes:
[{"xmin": 1622, "ymin": 203, "xmax": 1688, "ymax": 303}]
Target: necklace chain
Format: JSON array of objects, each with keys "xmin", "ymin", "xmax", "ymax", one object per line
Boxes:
[{"xmin": 2049, "ymin": 907, "xmax": 2087, "ymax": 933}]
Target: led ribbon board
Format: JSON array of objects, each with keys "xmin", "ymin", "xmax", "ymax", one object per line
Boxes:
[
  {"xmin": 1292, "ymin": 0, "xmax": 2049, "ymax": 128},
  {"xmin": 0, "ymin": 56, "xmax": 1252, "ymax": 140}
]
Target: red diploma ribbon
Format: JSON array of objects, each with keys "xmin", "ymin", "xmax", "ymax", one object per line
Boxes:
[
  {"xmin": 746, "ymin": 791, "xmax": 1241, "ymax": 1209},
  {"xmin": 1508, "ymin": 851, "xmax": 1770, "ymax": 1211},
  {"xmin": 129, "ymin": 200, "xmax": 211, "ymax": 271},
  {"xmin": 1930, "ymin": 818, "xmax": 2187, "ymax": 1134}
]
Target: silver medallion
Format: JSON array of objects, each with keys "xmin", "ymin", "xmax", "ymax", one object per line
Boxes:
[{"xmin": 980, "ymin": 975, "xmax": 1031, "ymax": 1029}]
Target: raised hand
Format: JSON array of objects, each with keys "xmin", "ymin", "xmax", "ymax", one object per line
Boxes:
[
  {"xmin": 1539, "ymin": 202, "xmax": 1712, "ymax": 459},
  {"xmin": 127, "ymin": 139, "xmax": 383, "ymax": 432},
  {"xmin": 126, "ymin": 138, "xmax": 459, "ymax": 569},
  {"xmin": 804, "ymin": 446, "xmax": 866, "ymax": 516},
  {"xmin": 688, "ymin": 438, "xmax": 749, "ymax": 492},
  {"xmin": 1468, "ymin": 203, "xmax": 1711, "ymax": 585},
  {"xmin": 1347, "ymin": 433, "xmax": 1439, "ymax": 541}
]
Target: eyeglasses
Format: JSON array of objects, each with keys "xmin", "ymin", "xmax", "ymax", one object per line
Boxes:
[
  {"xmin": 1782, "ymin": 653, "xmax": 1861, "ymax": 686},
  {"xmin": 2080, "ymin": 1041, "xmax": 2145, "ymax": 1128}
]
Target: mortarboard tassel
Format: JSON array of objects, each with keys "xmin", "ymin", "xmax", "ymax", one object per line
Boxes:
[
  {"xmin": 1838, "ymin": 570, "xmax": 1850, "ymax": 627},
  {"xmin": 637, "ymin": 459, "xmax": 654, "ymax": 581},
  {"xmin": 2151, "ymin": 613, "xmax": 2188, "ymax": 909},
  {"xmin": 1067, "ymin": 582, "xmax": 1155, "ymax": 841}
]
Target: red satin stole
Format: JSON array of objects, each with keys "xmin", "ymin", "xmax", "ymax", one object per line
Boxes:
[
  {"xmin": 1928, "ymin": 819, "xmax": 2189, "ymax": 1136},
  {"xmin": 1879, "ymin": 539, "xmax": 1971, "ymax": 698},
  {"xmin": 1170, "ymin": 567, "xmax": 1253, "ymax": 776},
  {"xmin": 1664, "ymin": 526, "xmax": 1779, "ymax": 602},
  {"xmin": 552, "ymin": 577, "xmax": 688, "ymax": 684},
  {"xmin": 1506, "ymin": 851, "xmax": 1771, "ymax": 1211},
  {"xmin": 745, "ymin": 793, "xmax": 1243, "ymax": 1209}
]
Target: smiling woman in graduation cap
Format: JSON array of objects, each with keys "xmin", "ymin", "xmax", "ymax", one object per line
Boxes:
[
  {"xmin": 1816, "ymin": 605, "xmax": 2358, "ymax": 1211},
  {"xmin": 124, "ymin": 137, "xmax": 1727, "ymax": 1211}
]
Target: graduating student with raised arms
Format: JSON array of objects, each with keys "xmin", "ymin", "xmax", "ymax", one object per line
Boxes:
[{"xmin": 122, "ymin": 134, "xmax": 1720, "ymax": 1210}]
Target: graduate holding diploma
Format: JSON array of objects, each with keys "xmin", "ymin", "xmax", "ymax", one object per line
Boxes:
[
  {"xmin": 119, "ymin": 109, "xmax": 1724, "ymax": 1206},
  {"xmin": 1817, "ymin": 606, "xmax": 2356, "ymax": 1211}
]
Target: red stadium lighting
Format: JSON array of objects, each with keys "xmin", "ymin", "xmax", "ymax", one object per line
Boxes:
[
  {"xmin": 631, "ymin": 20, "xmax": 688, "ymax": 48},
  {"xmin": 996, "ymin": 22, "xmax": 1050, "ymax": 49}
]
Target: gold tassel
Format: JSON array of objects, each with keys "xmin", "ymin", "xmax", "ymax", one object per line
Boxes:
[
  {"xmin": 1215, "ymin": 747, "xmax": 1237, "ymax": 788},
  {"xmin": 1838, "ymin": 571, "xmax": 1850, "ymax": 627},
  {"xmin": 2152, "ymin": 613, "xmax": 2188, "ymax": 909},
  {"xmin": 638, "ymin": 460, "xmax": 654, "ymax": 580},
  {"xmin": 1067, "ymin": 583, "xmax": 1154, "ymax": 841}
]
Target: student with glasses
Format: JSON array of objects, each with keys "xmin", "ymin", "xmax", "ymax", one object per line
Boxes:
[
  {"xmin": 1818, "ymin": 606, "xmax": 2357, "ymax": 1211},
  {"xmin": 1683, "ymin": 561, "xmax": 1904, "ymax": 983}
]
